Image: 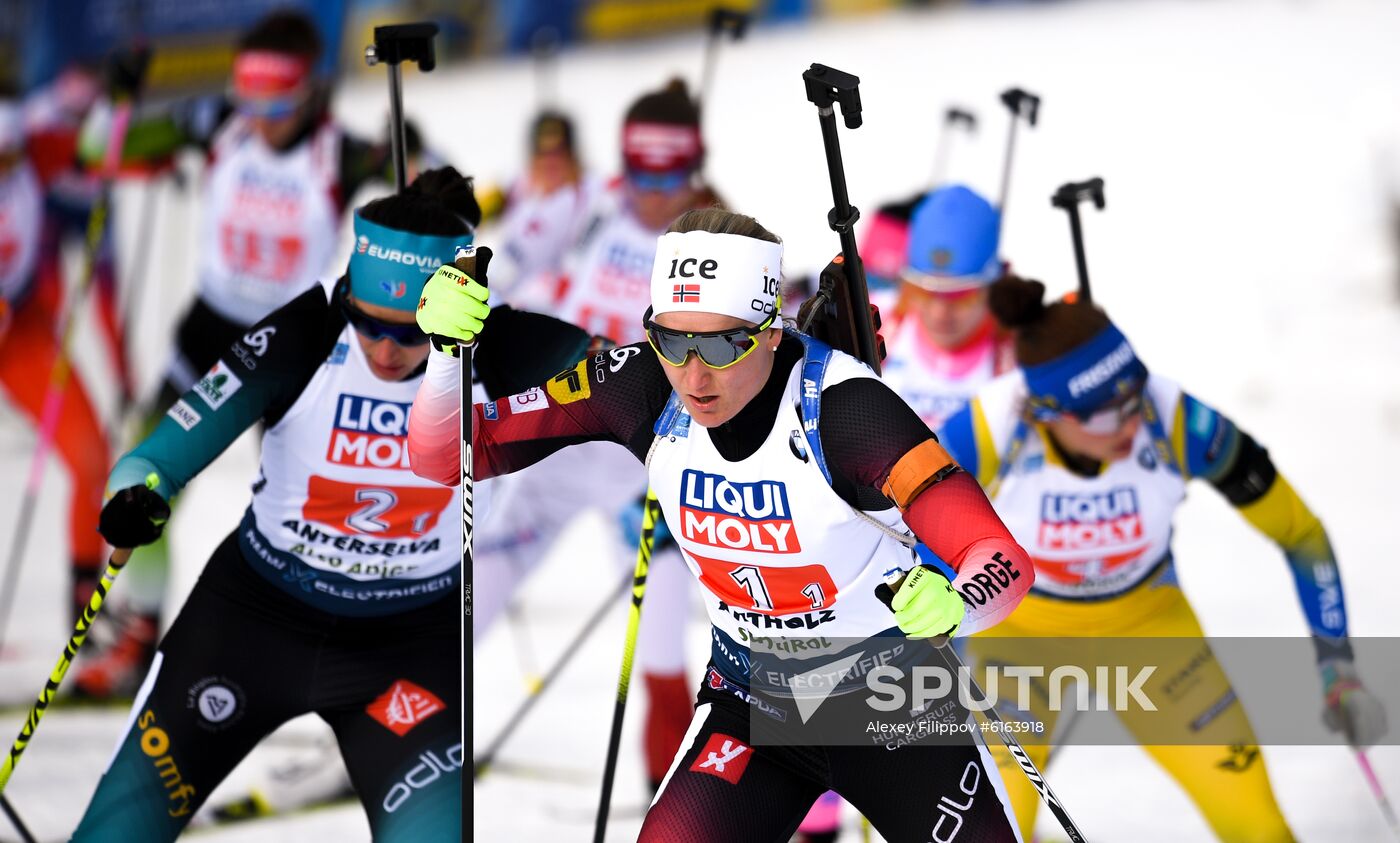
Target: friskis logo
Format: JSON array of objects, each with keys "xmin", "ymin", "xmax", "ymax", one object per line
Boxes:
[
  {"xmin": 379, "ymin": 279, "xmax": 408, "ymax": 300},
  {"xmin": 367, "ymin": 679, "xmax": 445, "ymax": 737},
  {"xmin": 327, "ymin": 394, "xmax": 414, "ymax": 469},
  {"xmin": 672, "ymin": 283, "xmax": 700, "ymax": 303},
  {"xmin": 1038, "ymin": 487, "xmax": 1143, "ymax": 550},
  {"xmin": 679, "ymin": 470, "xmax": 801, "ymax": 553},
  {"xmin": 194, "ymin": 361, "xmax": 243, "ymax": 411},
  {"xmin": 689, "ymin": 733, "xmax": 751, "ymax": 784}
]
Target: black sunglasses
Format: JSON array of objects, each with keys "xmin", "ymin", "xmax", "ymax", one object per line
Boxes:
[
  {"xmin": 642, "ymin": 306, "xmax": 777, "ymax": 370},
  {"xmin": 340, "ymin": 295, "xmax": 431, "ymax": 347}
]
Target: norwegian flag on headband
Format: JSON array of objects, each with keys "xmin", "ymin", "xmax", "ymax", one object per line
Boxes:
[
  {"xmin": 673, "ymin": 283, "xmax": 700, "ymax": 303},
  {"xmin": 623, "ymin": 122, "xmax": 703, "ymax": 172}
]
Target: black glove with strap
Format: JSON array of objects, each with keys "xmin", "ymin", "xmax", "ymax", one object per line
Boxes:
[{"xmin": 98, "ymin": 480, "xmax": 170, "ymax": 549}]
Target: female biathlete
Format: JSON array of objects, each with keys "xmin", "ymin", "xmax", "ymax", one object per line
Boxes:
[
  {"xmin": 74, "ymin": 9, "xmax": 407, "ymax": 697},
  {"xmin": 71, "ymin": 169, "xmax": 591, "ymax": 841},
  {"xmin": 410, "ymin": 207, "xmax": 1036, "ymax": 841},
  {"xmin": 940, "ymin": 275, "xmax": 1388, "ymax": 841}
]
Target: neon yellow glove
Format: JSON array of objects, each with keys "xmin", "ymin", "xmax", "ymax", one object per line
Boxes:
[
  {"xmin": 416, "ymin": 258, "xmax": 490, "ymax": 355},
  {"xmin": 891, "ymin": 564, "xmax": 965, "ymax": 639}
]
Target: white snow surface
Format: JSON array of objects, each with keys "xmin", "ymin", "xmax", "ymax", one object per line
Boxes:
[{"xmin": 1, "ymin": 0, "xmax": 1399, "ymax": 840}]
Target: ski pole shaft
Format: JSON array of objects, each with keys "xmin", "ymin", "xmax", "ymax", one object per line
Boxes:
[
  {"xmin": 875, "ymin": 572, "xmax": 1086, "ymax": 841},
  {"xmin": 802, "ymin": 63, "xmax": 881, "ymax": 374},
  {"xmin": 475, "ymin": 569, "xmax": 632, "ymax": 779},
  {"xmin": 935, "ymin": 644, "xmax": 1087, "ymax": 842},
  {"xmin": 1356, "ymin": 748, "xmax": 1400, "ymax": 838},
  {"xmin": 0, "ymin": 548, "xmax": 133, "ymax": 794},
  {"xmin": 593, "ymin": 491, "xmax": 661, "ymax": 843},
  {"xmin": 453, "ymin": 246, "xmax": 485, "ymax": 840},
  {"xmin": 0, "ymin": 794, "xmax": 35, "ymax": 843}
]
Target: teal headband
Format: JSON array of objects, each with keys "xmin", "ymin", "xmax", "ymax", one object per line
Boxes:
[{"xmin": 349, "ymin": 211, "xmax": 470, "ymax": 312}]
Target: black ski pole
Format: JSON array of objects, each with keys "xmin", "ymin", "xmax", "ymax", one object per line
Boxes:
[
  {"xmin": 0, "ymin": 793, "xmax": 35, "ymax": 843},
  {"xmin": 931, "ymin": 106, "xmax": 977, "ymax": 187},
  {"xmin": 699, "ymin": 7, "xmax": 751, "ymax": 114},
  {"xmin": 476, "ymin": 568, "xmax": 632, "ymax": 780},
  {"xmin": 995, "ymin": 87, "xmax": 1041, "ymax": 242},
  {"xmin": 872, "ymin": 581, "xmax": 1088, "ymax": 842},
  {"xmin": 802, "ymin": 63, "xmax": 881, "ymax": 373},
  {"xmin": 1050, "ymin": 177, "xmax": 1106, "ymax": 303}
]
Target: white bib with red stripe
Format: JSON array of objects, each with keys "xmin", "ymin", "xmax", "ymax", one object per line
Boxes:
[
  {"xmin": 552, "ymin": 193, "xmax": 659, "ymax": 345},
  {"xmin": 978, "ymin": 372, "xmax": 1186, "ymax": 600},
  {"xmin": 198, "ymin": 116, "xmax": 341, "ymax": 326},
  {"xmin": 251, "ymin": 322, "xmax": 477, "ymax": 583},
  {"xmin": 648, "ymin": 353, "xmax": 916, "ymax": 650}
]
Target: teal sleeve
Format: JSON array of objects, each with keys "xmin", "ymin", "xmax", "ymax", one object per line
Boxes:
[{"xmin": 107, "ymin": 287, "xmax": 333, "ymax": 501}]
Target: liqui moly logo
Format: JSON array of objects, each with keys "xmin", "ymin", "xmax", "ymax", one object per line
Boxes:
[
  {"xmin": 327, "ymin": 394, "xmax": 413, "ymax": 469},
  {"xmin": 1038, "ymin": 487, "xmax": 1143, "ymax": 550},
  {"xmin": 679, "ymin": 470, "xmax": 801, "ymax": 554}
]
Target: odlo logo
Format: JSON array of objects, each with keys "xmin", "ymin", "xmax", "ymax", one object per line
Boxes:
[
  {"xmin": 679, "ymin": 470, "xmax": 801, "ymax": 553},
  {"xmin": 929, "ymin": 761, "xmax": 981, "ymax": 842},
  {"xmin": 138, "ymin": 709, "xmax": 197, "ymax": 817},
  {"xmin": 383, "ymin": 742, "xmax": 464, "ymax": 814},
  {"xmin": 327, "ymin": 394, "xmax": 413, "ymax": 469}
]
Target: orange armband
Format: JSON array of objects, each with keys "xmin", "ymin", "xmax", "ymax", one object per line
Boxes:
[{"xmin": 882, "ymin": 438, "xmax": 957, "ymax": 510}]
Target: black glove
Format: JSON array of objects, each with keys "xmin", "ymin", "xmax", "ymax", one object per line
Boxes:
[{"xmin": 99, "ymin": 484, "xmax": 170, "ymax": 548}]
